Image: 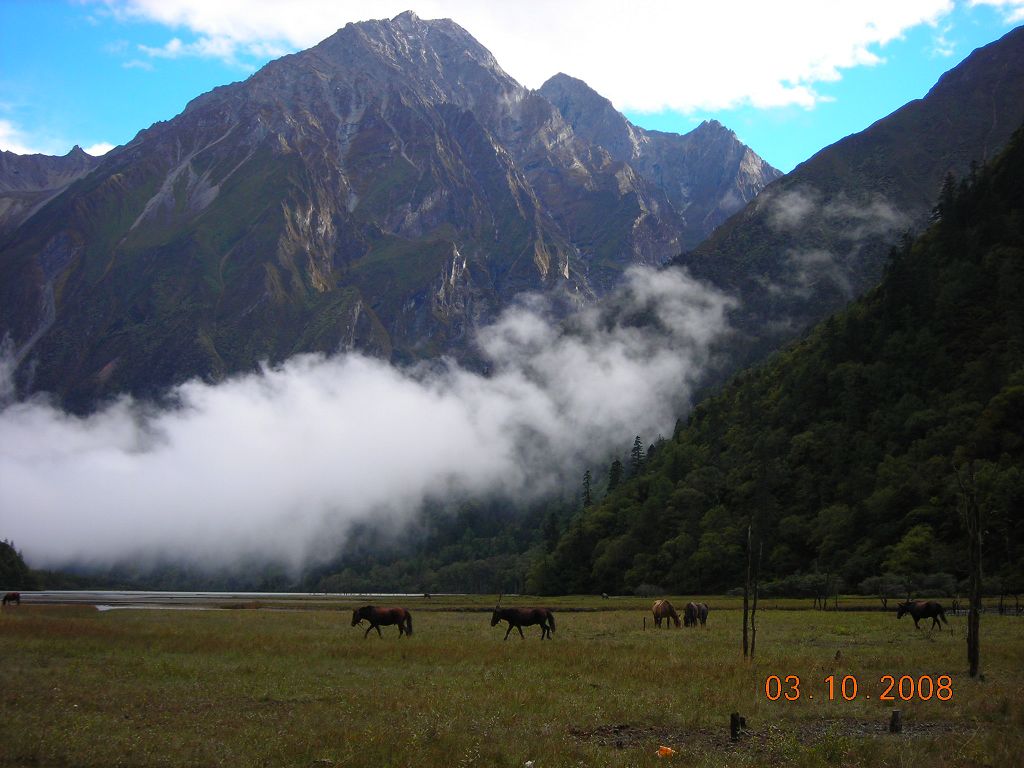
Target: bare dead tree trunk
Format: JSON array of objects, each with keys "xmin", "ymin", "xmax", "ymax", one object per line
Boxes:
[
  {"xmin": 955, "ymin": 462, "xmax": 983, "ymax": 678},
  {"xmin": 743, "ymin": 524, "xmax": 751, "ymax": 657}
]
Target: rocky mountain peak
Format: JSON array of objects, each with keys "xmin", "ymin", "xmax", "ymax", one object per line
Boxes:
[
  {"xmin": 692, "ymin": 119, "xmax": 731, "ymax": 136},
  {"xmin": 538, "ymin": 73, "xmax": 781, "ymax": 247},
  {"xmin": 0, "ymin": 13, "xmax": 781, "ymax": 409},
  {"xmin": 391, "ymin": 10, "xmax": 421, "ymax": 24}
]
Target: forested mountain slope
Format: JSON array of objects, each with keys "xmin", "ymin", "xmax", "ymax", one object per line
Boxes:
[
  {"xmin": 678, "ymin": 25, "xmax": 1024, "ymax": 378},
  {"xmin": 530, "ymin": 125, "xmax": 1024, "ymax": 597}
]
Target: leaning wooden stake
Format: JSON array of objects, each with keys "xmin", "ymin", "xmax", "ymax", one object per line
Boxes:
[
  {"xmin": 730, "ymin": 712, "xmax": 746, "ymax": 741},
  {"xmin": 751, "ymin": 540, "xmax": 763, "ymax": 658},
  {"xmin": 955, "ymin": 461, "xmax": 983, "ymax": 677},
  {"xmin": 743, "ymin": 524, "xmax": 751, "ymax": 657}
]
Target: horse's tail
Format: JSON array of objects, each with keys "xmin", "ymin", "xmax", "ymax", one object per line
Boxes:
[
  {"xmin": 547, "ymin": 610, "xmax": 556, "ymax": 635},
  {"xmin": 405, "ymin": 611, "xmax": 413, "ymax": 636}
]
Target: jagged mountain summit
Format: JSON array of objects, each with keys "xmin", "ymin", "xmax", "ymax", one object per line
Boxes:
[
  {"xmin": 0, "ymin": 11, "xmax": 777, "ymax": 410},
  {"xmin": 539, "ymin": 73, "xmax": 781, "ymax": 249},
  {"xmin": 0, "ymin": 146, "xmax": 99, "ymax": 238}
]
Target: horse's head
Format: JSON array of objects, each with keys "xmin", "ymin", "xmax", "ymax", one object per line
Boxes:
[
  {"xmin": 490, "ymin": 609, "xmax": 501, "ymax": 627},
  {"xmin": 896, "ymin": 602, "xmax": 908, "ymax": 619},
  {"xmin": 351, "ymin": 608, "xmax": 364, "ymax": 627}
]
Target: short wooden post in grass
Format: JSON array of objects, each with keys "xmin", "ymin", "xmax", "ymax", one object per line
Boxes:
[
  {"xmin": 730, "ymin": 712, "xmax": 746, "ymax": 741},
  {"xmin": 889, "ymin": 710, "xmax": 902, "ymax": 733}
]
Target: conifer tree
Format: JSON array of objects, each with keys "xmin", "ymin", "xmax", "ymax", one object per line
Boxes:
[
  {"xmin": 607, "ymin": 459, "xmax": 623, "ymax": 493},
  {"xmin": 630, "ymin": 436, "xmax": 645, "ymax": 475}
]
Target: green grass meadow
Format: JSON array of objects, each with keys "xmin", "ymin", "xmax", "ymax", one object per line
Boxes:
[{"xmin": 1, "ymin": 596, "xmax": 1021, "ymax": 767}]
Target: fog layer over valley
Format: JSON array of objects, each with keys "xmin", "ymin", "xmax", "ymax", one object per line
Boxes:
[{"xmin": 0, "ymin": 266, "xmax": 733, "ymax": 572}]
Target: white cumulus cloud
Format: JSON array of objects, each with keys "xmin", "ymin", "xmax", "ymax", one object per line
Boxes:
[
  {"xmin": 92, "ymin": 0, "xmax": 956, "ymax": 112},
  {"xmin": 83, "ymin": 142, "xmax": 116, "ymax": 156},
  {"xmin": 0, "ymin": 266, "xmax": 734, "ymax": 572}
]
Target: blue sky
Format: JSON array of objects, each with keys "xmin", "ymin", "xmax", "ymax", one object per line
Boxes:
[{"xmin": 1, "ymin": 1, "xmax": 1022, "ymax": 172}]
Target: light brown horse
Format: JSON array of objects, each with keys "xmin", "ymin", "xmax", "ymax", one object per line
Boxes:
[
  {"xmin": 351, "ymin": 605, "xmax": 413, "ymax": 638},
  {"xmin": 652, "ymin": 599, "xmax": 680, "ymax": 628}
]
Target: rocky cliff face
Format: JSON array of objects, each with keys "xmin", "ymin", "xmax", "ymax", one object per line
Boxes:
[
  {"xmin": 539, "ymin": 73, "xmax": 782, "ymax": 249},
  {"xmin": 0, "ymin": 12, "xmax": 777, "ymax": 410}
]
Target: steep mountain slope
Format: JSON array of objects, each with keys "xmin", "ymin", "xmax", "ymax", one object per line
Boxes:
[
  {"xmin": 0, "ymin": 146, "xmax": 98, "ymax": 237},
  {"xmin": 678, "ymin": 25, "xmax": 1024, "ymax": 371},
  {"xmin": 539, "ymin": 73, "xmax": 782, "ymax": 249},
  {"xmin": 531, "ymin": 124, "xmax": 1024, "ymax": 596},
  {"xmin": 0, "ymin": 12, "xmax": 775, "ymax": 411}
]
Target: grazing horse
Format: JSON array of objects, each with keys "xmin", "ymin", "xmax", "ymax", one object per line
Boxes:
[
  {"xmin": 351, "ymin": 605, "xmax": 413, "ymax": 638},
  {"xmin": 2, "ymin": 592, "xmax": 19, "ymax": 606},
  {"xmin": 491, "ymin": 607, "xmax": 555, "ymax": 640},
  {"xmin": 684, "ymin": 601, "xmax": 700, "ymax": 627},
  {"xmin": 697, "ymin": 602, "xmax": 709, "ymax": 627},
  {"xmin": 652, "ymin": 599, "xmax": 680, "ymax": 628},
  {"xmin": 896, "ymin": 600, "xmax": 948, "ymax": 630}
]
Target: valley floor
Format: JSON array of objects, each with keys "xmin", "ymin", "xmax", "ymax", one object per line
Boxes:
[{"xmin": 0, "ymin": 595, "xmax": 1020, "ymax": 767}]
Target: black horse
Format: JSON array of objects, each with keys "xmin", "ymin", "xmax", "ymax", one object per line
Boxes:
[
  {"xmin": 491, "ymin": 607, "xmax": 555, "ymax": 639},
  {"xmin": 896, "ymin": 600, "xmax": 948, "ymax": 630},
  {"xmin": 683, "ymin": 601, "xmax": 700, "ymax": 627},
  {"xmin": 2, "ymin": 592, "xmax": 20, "ymax": 606},
  {"xmin": 697, "ymin": 602, "xmax": 709, "ymax": 627},
  {"xmin": 351, "ymin": 605, "xmax": 413, "ymax": 638}
]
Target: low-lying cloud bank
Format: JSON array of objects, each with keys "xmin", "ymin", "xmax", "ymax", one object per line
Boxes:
[{"xmin": 0, "ymin": 266, "xmax": 734, "ymax": 572}]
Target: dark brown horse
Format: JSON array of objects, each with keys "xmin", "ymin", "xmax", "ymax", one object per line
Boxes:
[
  {"xmin": 491, "ymin": 607, "xmax": 555, "ymax": 639},
  {"xmin": 652, "ymin": 599, "xmax": 680, "ymax": 628},
  {"xmin": 684, "ymin": 601, "xmax": 700, "ymax": 627},
  {"xmin": 697, "ymin": 602, "xmax": 709, "ymax": 627},
  {"xmin": 351, "ymin": 605, "xmax": 413, "ymax": 638},
  {"xmin": 2, "ymin": 592, "xmax": 20, "ymax": 606},
  {"xmin": 896, "ymin": 600, "xmax": 948, "ymax": 630}
]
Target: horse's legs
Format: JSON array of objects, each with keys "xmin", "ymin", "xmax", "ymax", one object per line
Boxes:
[
  {"xmin": 517, "ymin": 625, "xmax": 525, "ymax": 639},
  {"xmin": 375, "ymin": 625, "xmax": 383, "ymax": 638},
  {"xmin": 504, "ymin": 623, "xmax": 514, "ymax": 640},
  {"xmin": 364, "ymin": 623, "xmax": 373, "ymax": 639}
]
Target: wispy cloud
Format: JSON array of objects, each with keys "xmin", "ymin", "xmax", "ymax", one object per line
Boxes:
[
  {"xmin": 0, "ymin": 119, "xmax": 61, "ymax": 156},
  {"xmin": 931, "ymin": 23, "xmax": 957, "ymax": 57},
  {"xmin": 763, "ymin": 184, "xmax": 909, "ymax": 297},
  {"xmin": 970, "ymin": 0, "xmax": 1024, "ymax": 22},
  {"xmin": 0, "ymin": 118, "xmax": 112, "ymax": 157}
]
